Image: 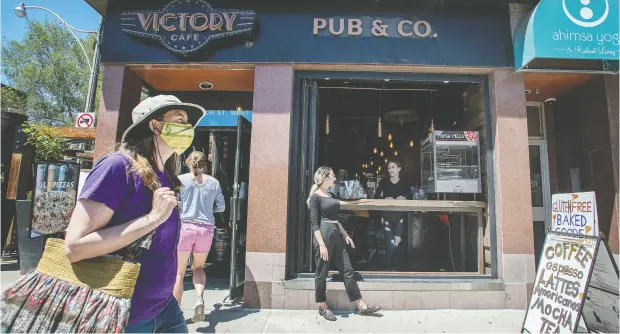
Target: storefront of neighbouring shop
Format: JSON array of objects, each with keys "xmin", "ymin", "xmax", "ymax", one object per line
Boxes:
[{"xmin": 85, "ymin": 0, "xmax": 618, "ymax": 310}]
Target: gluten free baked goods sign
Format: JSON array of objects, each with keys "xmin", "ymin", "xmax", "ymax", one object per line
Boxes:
[
  {"xmin": 551, "ymin": 192, "xmax": 598, "ymax": 237},
  {"xmin": 522, "ymin": 233, "xmax": 597, "ymax": 333}
]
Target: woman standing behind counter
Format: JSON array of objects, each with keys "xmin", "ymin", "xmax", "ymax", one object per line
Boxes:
[{"xmin": 374, "ymin": 160, "xmax": 412, "ymax": 271}]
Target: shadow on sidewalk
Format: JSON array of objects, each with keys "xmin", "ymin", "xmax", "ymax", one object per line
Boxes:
[{"xmin": 193, "ymin": 302, "xmax": 257, "ymax": 333}]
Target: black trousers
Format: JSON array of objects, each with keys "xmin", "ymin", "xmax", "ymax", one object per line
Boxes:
[
  {"xmin": 381, "ymin": 217, "xmax": 404, "ymax": 271},
  {"xmin": 314, "ymin": 223, "xmax": 362, "ymax": 303}
]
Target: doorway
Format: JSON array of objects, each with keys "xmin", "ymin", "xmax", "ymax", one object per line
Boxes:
[
  {"xmin": 133, "ymin": 66, "xmax": 254, "ymax": 301},
  {"xmin": 526, "ymin": 103, "xmax": 551, "ymax": 268}
]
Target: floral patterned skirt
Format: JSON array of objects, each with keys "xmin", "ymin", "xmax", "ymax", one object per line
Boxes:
[{"xmin": 1, "ymin": 239, "xmax": 139, "ymax": 333}]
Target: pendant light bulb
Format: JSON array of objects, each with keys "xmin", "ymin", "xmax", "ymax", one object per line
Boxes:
[
  {"xmin": 371, "ymin": 161, "xmax": 374, "ymax": 166},
  {"xmin": 373, "ymin": 148, "xmax": 378, "ymax": 154},
  {"xmin": 390, "ymin": 142, "xmax": 394, "ymax": 149},
  {"xmin": 378, "ymin": 166, "xmax": 382, "ymax": 171},
  {"xmin": 325, "ymin": 113, "xmax": 330, "ymax": 135},
  {"xmin": 394, "ymin": 150, "xmax": 398, "ymax": 157},
  {"xmin": 385, "ymin": 158, "xmax": 388, "ymax": 163},
  {"xmin": 388, "ymin": 133, "xmax": 392, "ymax": 141},
  {"xmin": 410, "ymin": 140, "xmax": 414, "ymax": 147},
  {"xmin": 380, "ymin": 151, "xmax": 384, "ymax": 157}
]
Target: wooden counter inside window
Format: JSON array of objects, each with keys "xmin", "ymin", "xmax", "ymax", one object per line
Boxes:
[
  {"xmin": 339, "ymin": 198, "xmax": 487, "ymax": 274},
  {"xmin": 340, "ymin": 199, "xmax": 486, "ymax": 213}
]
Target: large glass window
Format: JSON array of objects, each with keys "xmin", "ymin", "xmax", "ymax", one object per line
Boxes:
[{"xmin": 290, "ymin": 77, "xmax": 490, "ymax": 275}]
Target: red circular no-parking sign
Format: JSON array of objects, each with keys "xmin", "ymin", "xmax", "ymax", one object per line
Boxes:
[{"xmin": 76, "ymin": 113, "xmax": 95, "ymax": 128}]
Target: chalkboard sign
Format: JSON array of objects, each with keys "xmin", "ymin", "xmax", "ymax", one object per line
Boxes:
[
  {"xmin": 580, "ymin": 241, "xmax": 619, "ymax": 334},
  {"xmin": 523, "ymin": 191, "xmax": 620, "ymax": 334},
  {"xmin": 522, "ymin": 232, "xmax": 598, "ymax": 333}
]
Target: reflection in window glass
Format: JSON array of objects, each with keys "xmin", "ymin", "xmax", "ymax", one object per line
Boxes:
[
  {"xmin": 527, "ymin": 106, "xmax": 542, "ymax": 137},
  {"xmin": 529, "ymin": 145, "xmax": 544, "ymax": 207}
]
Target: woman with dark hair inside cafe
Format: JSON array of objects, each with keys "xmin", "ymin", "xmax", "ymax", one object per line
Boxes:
[
  {"xmin": 373, "ymin": 160, "xmax": 413, "ymax": 271},
  {"xmin": 307, "ymin": 166, "xmax": 381, "ymax": 321}
]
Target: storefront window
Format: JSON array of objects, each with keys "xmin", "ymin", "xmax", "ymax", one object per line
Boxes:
[{"xmin": 291, "ymin": 77, "xmax": 489, "ymax": 275}]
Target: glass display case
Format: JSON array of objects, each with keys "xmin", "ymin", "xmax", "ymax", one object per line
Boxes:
[{"xmin": 420, "ymin": 130, "xmax": 481, "ymax": 193}]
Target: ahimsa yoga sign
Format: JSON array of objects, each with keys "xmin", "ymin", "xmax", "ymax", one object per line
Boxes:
[{"xmin": 120, "ymin": 0, "xmax": 255, "ymax": 54}]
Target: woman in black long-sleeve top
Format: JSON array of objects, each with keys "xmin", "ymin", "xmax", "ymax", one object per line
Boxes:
[
  {"xmin": 307, "ymin": 166, "xmax": 381, "ymax": 321},
  {"xmin": 374, "ymin": 160, "xmax": 413, "ymax": 271}
]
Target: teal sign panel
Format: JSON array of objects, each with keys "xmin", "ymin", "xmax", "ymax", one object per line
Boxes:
[
  {"xmin": 197, "ymin": 110, "xmax": 252, "ymax": 127},
  {"xmin": 514, "ymin": 0, "xmax": 619, "ymax": 70}
]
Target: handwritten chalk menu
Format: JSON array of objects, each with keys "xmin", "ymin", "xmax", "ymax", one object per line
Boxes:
[
  {"xmin": 522, "ymin": 233, "xmax": 597, "ymax": 333},
  {"xmin": 550, "ymin": 192, "xmax": 598, "ymax": 237},
  {"xmin": 580, "ymin": 241, "xmax": 619, "ymax": 333}
]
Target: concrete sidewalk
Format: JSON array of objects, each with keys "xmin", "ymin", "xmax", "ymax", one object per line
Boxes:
[{"xmin": 2, "ymin": 262, "xmax": 525, "ymax": 333}]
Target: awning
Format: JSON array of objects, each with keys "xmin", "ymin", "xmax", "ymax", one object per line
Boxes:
[{"xmin": 514, "ymin": 0, "xmax": 619, "ymax": 73}]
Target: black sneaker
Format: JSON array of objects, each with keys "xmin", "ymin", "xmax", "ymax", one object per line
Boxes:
[
  {"xmin": 358, "ymin": 305, "xmax": 381, "ymax": 315},
  {"xmin": 319, "ymin": 307, "xmax": 337, "ymax": 321}
]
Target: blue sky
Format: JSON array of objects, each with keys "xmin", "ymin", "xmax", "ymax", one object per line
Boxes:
[{"xmin": 1, "ymin": 0, "xmax": 101, "ymax": 84}]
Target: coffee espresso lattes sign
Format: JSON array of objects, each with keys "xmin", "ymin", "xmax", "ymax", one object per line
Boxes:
[{"xmin": 120, "ymin": 0, "xmax": 255, "ymax": 54}]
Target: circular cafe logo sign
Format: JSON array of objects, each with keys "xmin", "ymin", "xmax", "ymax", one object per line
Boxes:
[
  {"xmin": 121, "ymin": 0, "xmax": 256, "ymax": 54},
  {"xmin": 562, "ymin": 0, "xmax": 609, "ymax": 28}
]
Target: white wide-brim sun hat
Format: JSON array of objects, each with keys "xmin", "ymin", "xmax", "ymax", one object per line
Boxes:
[{"xmin": 121, "ymin": 95, "xmax": 206, "ymax": 144}]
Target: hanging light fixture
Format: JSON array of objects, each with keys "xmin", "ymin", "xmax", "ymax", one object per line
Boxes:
[
  {"xmin": 325, "ymin": 113, "xmax": 330, "ymax": 135},
  {"xmin": 390, "ymin": 142, "xmax": 394, "ymax": 149},
  {"xmin": 388, "ymin": 133, "xmax": 392, "ymax": 141},
  {"xmin": 410, "ymin": 140, "xmax": 414, "ymax": 147},
  {"xmin": 378, "ymin": 166, "xmax": 382, "ymax": 171},
  {"xmin": 371, "ymin": 161, "xmax": 374, "ymax": 166},
  {"xmin": 394, "ymin": 150, "xmax": 399, "ymax": 157},
  {"xmin": 385, "ymin": 158, "xmax": 388, "ymax": 163},
  {"xmin": 362, "ymin": 163, "xmax": 365, "ymax": 169},
  {"xmin": 380, "ymin": 151, "xmax": 384, "ymax": 157},
  {"xmin": 374, "ymin": 148, "xmax": 378, "ymax": 154}
]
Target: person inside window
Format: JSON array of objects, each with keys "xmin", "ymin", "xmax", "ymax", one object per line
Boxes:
[
  {"xmin": 374, "ymin": 160, "xmax": 413, "ymax": 271},
  {"xmin": 307, "ymin": 166, "xmax": 381, "ymax": 321}
]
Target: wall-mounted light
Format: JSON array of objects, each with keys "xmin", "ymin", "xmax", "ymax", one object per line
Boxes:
[{"xmin": 410, "ymin": 140, "xmax": 414, "ymax": 147}]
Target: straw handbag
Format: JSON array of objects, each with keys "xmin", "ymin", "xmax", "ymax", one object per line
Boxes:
[{"xmin": 1, "ymin": 233, "xmax": 153, "ymax": 333}]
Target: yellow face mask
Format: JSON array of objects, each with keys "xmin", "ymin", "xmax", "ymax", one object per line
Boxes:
[{"xmin": 160, "ymin": 122, "xmax": 194, "ymax": 154}]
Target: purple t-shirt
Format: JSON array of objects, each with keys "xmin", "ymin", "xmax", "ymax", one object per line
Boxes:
[{"xmin": 78, "ymin": 153, "xmax": 180, "ymax": 324}]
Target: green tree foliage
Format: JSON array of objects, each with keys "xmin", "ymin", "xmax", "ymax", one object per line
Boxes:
[
  {"xmin": 22, "ymin": 122, "xmax": 66, "ymax": 161},
  {"xmin": 2, "ymin": 19, "xmax": 101, "ymax": 125},
  {"xmin": 0, "ymin": 85, "xmax": 27, "ymax": 114}
]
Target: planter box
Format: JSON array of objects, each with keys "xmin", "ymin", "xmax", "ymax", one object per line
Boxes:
[{"xmin": 15, "ymin": 200, "xmax": 43, "ymax": 274}]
